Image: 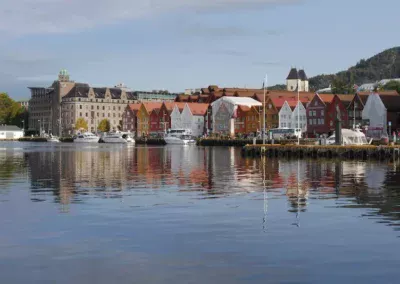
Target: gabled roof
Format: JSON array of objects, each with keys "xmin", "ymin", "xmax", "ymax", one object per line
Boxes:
[
  {"xmin": 93, "ymin": 87, "xmax": 106, "ymax": 98},
  {"xmin": 141, "ymin": 102, "xmax": 163, "ymax": 114},
  {"xmin": 211, "ymin": 96, "xmax": 262, "ymax": 106},
  {"xmin": 336, "ymin": 94, "xmax": 354, "ymax": 108},
  {"xmin": 163, "ymin": 102, "xmax": 186, "ymax": 113},
  {"xmin": 185, "ymin": 103, "xmax": 210, "ymax": 116},
  {"xmin": 286, "ymin": 68, "xmax": 299, "ymax": 80},
  {"xmin": 128, "ymin": 103, "xmax": 141, "ymax": 112}
]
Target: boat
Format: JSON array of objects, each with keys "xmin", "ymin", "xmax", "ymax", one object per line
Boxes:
[
  {"xmin": 101, "ymin": 132, "xmax": 135, "ymax": 143},
  {"xmin": 73, "ymin": 132, "xmax": 100, "ymax": 143},
  {"xmin": 164, "ymin": 129, "xmax": 196, "ymax": 145},
  {"xmin": 46, "ymin": 134, "xmax": 60, "ymax": 143},
  {"xmin": 326, "ymin": 127, "xmax": 373, "ymax": 145}
]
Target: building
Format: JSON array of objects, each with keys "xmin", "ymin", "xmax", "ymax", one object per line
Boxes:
[
  {"xmin": 306, "ymin": 94, "xmax": 332, "ymax": 136},
  {"xmin": 159, "ymin": 102, "xmax": 187, "ymax": 131},
  {"xmin": 18, "ymin": 100, "xmax": 29, "ymax": 109},
  {"xmin": 122, "ymin": 103, "xmax": 141, "ymax": 135},
  {"xmin": 181, "ymin": 103, "xmax": 209, "ymax": 137},
  {"xmin": 136, "ymin": 102, "xmax": 163, "ymax": 137},
  {"xmin": 134, "ymin": 91, "xmax": 177, "ymax": 102},
  {"xmin": 0, "ymin": 125, "xmax": 23, "ymax": 139},
  {"xmin": 362, "ymin": 93, "xmax": 388, "ymax": 138},
  {"xmin": 211, "ymin": 97, "xmax": 262, "ymax": 136},
  {"xmin": 61, "ymin": 84, "xmax": 136, "ymax": 135},
  {"xmin": 28, "ymin": 70, "xmax": 76, "ymax": 135},
  {"xmin": 286, "ymin": 68, "xmax": 309, "ymax": 92}
]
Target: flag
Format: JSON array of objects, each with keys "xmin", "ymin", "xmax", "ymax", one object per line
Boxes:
[{"xmin": 262, "ymin": 74, "xmax": 268, "ymax": 89}]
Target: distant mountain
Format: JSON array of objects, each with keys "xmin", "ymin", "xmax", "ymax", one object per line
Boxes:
[
  {"xmin": 309, "ymin": 47, "xmax": 400, "ymax": 91},
  {"xmin": 269, "ymin": 47, "xmax": 400, "ymax": 92}
]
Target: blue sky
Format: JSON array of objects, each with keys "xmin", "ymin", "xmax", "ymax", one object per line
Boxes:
[{"xmin": 1, "ymin": 0, "xmax": 399, "ymax": 100}]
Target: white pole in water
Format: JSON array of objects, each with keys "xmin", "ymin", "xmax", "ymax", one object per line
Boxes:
[
  {"xmin": 297, "ymin": 82, "xmax": 300, "ymax": 145},
  {"xmin": 263, "ymin": 74, "xmax": 267, "ymax": 144}
]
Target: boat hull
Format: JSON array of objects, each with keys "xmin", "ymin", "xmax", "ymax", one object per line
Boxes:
[
  {"xmin": 74, "ymin": 138, "xmax": 100, "ymax": 143},
  {"xmin": 164, "ymin": 137, "xmax": 196, "ymax": 145}
]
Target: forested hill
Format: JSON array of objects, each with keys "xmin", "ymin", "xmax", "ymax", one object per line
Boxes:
[{"xmin": 270, "ymin": 47, "xmax": 400, "ymax": 92}]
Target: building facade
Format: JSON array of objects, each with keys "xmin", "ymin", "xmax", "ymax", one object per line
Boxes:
[
  {"xmin": 181, "ymin": 103, "xmax": 209, "ymax": 137},
  {"xmin": 28, "ymin": 70, "xmax": 76, "ymax": 135},
  {"xmin": 136, "ymin": 103, "xmax": 163, "ymax": 137},
  {"xmin": 122, "ymin": 103, "xmax": 141, "ymax": 135},
  {"xmin": 61, "ymin": 85, "xmax": 136, "ymax": 135}
]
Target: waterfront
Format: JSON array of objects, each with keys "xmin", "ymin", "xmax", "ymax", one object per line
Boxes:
[{"xmin": 1, "ymin": 142, "xmax": 400, "ymax": 283}]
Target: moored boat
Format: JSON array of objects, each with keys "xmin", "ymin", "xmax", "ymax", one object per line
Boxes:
[
  {"xmin": 102, "ymin": 132, "xmax": 135, "ymax": 143},
  {"xmin": 326, "ymin": 127, "xmax": 373, "ymax": 145},
  {"xmin": 73, "ymin": 132, "xmax": 100, "ymax": 143},
  {"xmin": 164, "ymin": 129, "xmax": 196, "ymax": 145}
]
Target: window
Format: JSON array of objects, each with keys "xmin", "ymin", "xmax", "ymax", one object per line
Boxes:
[
  {"xmin": 321, "ymin": 110, "xmax": 324, "ymax": 116},
  {"xmin": 103, "ymin": 113, "xmax": 105, "ymax": 117},
  {"xmin": 86, "ymin": 113, "xmax": 88, "ymax": 117},
  {"xmin": 80, "ymin": 105, "xmax": 82, "ymax": 109},
  {"xmin": 97, "ymin": 106, "xmax": 99, "ymax": 110},
  {"xmin": 80, "ymin": 112, "xmax": 82, "ymax": 116},
  {"xmin": 91, "ymin": 106, "xmax": 94, "ymax": 110},
  {"xmin": 103, "ymin": 106, "xmax": 105, "ymax": 110}
]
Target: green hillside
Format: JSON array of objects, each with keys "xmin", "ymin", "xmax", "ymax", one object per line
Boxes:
[{"xmin": 309, "ymin": 47, "xmax": 400, "ymax": 91}]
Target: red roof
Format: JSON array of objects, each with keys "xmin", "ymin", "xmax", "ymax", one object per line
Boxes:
[
  {"xmin": 162, "ymin": 102, "xmax": 187, "ymax": 113},
  {"xmin": 128, "ymin": 103, "xmax": 141, "ymax": 112},
  {"xmin": 185, "ymin": 103, "xmax": 210, "ymax": 116},
  {"xmin": 142, "ymin": 102, "xmax": 163, "ymax": 114}
]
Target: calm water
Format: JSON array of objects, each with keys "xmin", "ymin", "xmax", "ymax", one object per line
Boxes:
[{"xmin": 0, "ymin": 142, "xmax": 400, "ymax": 283}]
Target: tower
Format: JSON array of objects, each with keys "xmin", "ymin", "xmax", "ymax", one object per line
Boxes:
[
  {"xmin": 286, "ymin": 68, "xmax": 309, "ymax": 92},
  {"xmin": 58, "ymin": 69, "xmax": 70, "ymax": 82},
  {"xmin": 286, "ymin": 68, "xmax": 300, "ymax": 91}
]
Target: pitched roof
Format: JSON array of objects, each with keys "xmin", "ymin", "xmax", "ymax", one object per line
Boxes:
[
  {"xmin": 212, "ymin": 96, "xmax": 262, "ymax": 107},
  {"xmin": 128, "ymin": 103, "xmax": 141, "ymax": 112},
  {"xmin": 336, "ymin": 94, "xmax": 354, "ymax": 108},
  {"xmin": 141, "ymin": 102, "xmax": 163, "ymax": 114},
  {"xmin": 298, "ymin": 69, "xmax": 308, "ymax": 81},
  {"xmin": 186, "ymin": 103, "xmax": 210, "ymax": 116},
  {"xmin": 0, "ymin": 125, "xmax": 22, "ymax": 131},
  {"xmin": 163, "ymin": 102, "xmax": 186, "ymax": 113},
  {"xmin": 93, "ymin": 87, "xmax": 106, "ymax": 98},
  {"xmin": 317, "ymin": 94, "xmax": 335, "ymax": 104},
  {"xmin": 286, "ymin": 68, "xmax": 299, "ymax": 80}
]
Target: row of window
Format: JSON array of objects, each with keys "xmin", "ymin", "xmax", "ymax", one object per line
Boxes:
[
  {"xmin": 63, "ymin": 98, "xmax": 131, "ymax": 104},
  {"xmin": 309, "ymin": 118, "xmax": 324, "ymax": 125},
  {"xmin": 309, "ymin": 110, "xmax": 324, "ymax": 117}
]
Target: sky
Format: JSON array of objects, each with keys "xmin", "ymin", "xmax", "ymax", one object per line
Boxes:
[{"xmin": 1, "ymin": 0, "xmax": 399, "ymax": 100}]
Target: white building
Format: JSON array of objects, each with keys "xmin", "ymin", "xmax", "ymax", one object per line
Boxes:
[
  {"xmin": 181, "ymin": 103, "xmax": 209, "ymax": 137},
  {"xmin": 278, "ymin": 101, "xmax": 307, "ymax": 131},
  {"xmin": 292, "ymin": 101, "xmax": 307, "ymax": 131},
  {"xmin": 279, "ymin": 101, "xmax": 294, "ymax": 128},
  {"xmin": 362, "ymin": 93, "xmax": 388, "ymax": 139},
  {"xmin": 286, "ymin": 68, "xmax": 309, "ymax": 92},
  {"xmin": 211, "ymin": 97, "xmax": 262, "ymax": 136},
  {"xmin": 0, "ymin": 125, "xmax": 24, "ymax": 140},
  {"xmin": 171, "ymin": 105, "xmax": 183, "ymax": 129}
]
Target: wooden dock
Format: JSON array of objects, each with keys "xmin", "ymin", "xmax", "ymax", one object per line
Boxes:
[{"xmin": 242, "ymin": 144, "xmax": 400, "ymax": 160}]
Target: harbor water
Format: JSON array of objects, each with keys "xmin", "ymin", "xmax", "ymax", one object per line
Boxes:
[{"xmin": 0, "ymin": 142, "xmax": 399, "ymax": 283}]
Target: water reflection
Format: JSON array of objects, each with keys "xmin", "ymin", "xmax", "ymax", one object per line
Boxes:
[{"xmin": 0, "ymin": 142, "xmax": 400, "ymax": 232}]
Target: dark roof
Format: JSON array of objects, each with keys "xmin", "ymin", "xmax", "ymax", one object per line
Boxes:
[
  {"xmin": 93, "ymin": 87, "xmax": 106, "ymax": 99},
  {"xmin": 298, "ymin": 69, "xmax": 308, "ymax": 80},
  {"xmin": 109, "ymin": 88, "xmax": 122, "ymax": 99},
  {"xmin": 0, "ymin": 125, "xmax": 22, "ymax": 131},
  {"xmin": 126, "ymin": 91, "xmax": 137, "ymax": 100},
  {"xmin": 64, "ymin": 84, "xmax": 90, "ymax": 98},
  {"xmin": 286, "ymin": 68, "xmax": 299, "ymax": 80}
]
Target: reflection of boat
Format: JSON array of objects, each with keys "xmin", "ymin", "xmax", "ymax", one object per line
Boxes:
[
  {"xmin": 102, "ymin": 132, "xmax": 135, "ymax": 144},
  {"xmin": 73, "ymin": 132, "xmax": 100, "ymax": 143},
  {"xmin": 164, "ymin": 129, "xmax": 196, "ymax": 145},
  {"xmin": 46, "ymin": 134, "xmax": 60, "ymax": 142},
  {"xmin": 326, "ymin": 127, "xmax": 372, "ymax": 145}
]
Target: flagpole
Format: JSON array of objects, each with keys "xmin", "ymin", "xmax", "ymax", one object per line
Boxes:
[{"xmin": 263, "ymin": 75, "xmax": 267, "ymax": 144}]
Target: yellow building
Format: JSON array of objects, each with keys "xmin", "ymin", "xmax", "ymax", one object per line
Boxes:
[{"xmin": 137, "ymin": 102, "xmax": 162, "ymax": 137}]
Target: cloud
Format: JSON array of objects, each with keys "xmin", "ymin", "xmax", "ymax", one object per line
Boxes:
[{"xmin": 0, "ymin": 0, "xmax": 301, "ymax": 35}]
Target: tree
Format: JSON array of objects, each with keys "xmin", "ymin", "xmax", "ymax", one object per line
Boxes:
[
  {"xmin": 383, "ymin": 80, "xmax": 400, "ymax": 94},
  {"xmin": 75, "ymin": 118, "xmax": 88, "ymax": 131},
  {"xmin": 97, "ymin": 119, "xmax": 110, "ymax": 132},
  {"xmin": 0, "ymin": 92, "xmax": 26, "ymax": 126}
]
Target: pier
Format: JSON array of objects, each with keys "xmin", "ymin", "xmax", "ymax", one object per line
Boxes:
[{"xmin": 242, "ymin": 144, "xmax": 400, "ymax": 160}]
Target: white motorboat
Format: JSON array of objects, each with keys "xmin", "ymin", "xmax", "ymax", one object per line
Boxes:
[
  {"xmin": 73, "ymin": 132, "xmax": 100, "ymax": 143},
  {"xmin": 326, "ymin": 127, "xmax": 373, "ymax": 146},
  {"xmin": 46, "ymin": 134, "xmax": 60, "ymax": 142},
  {"xmin": 102, "ymin": 132, "xmax": 135, "ymax": 144},
  {"xmin": 164, "ymin": 129, "xmax": 196, "ymax": 145}
]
